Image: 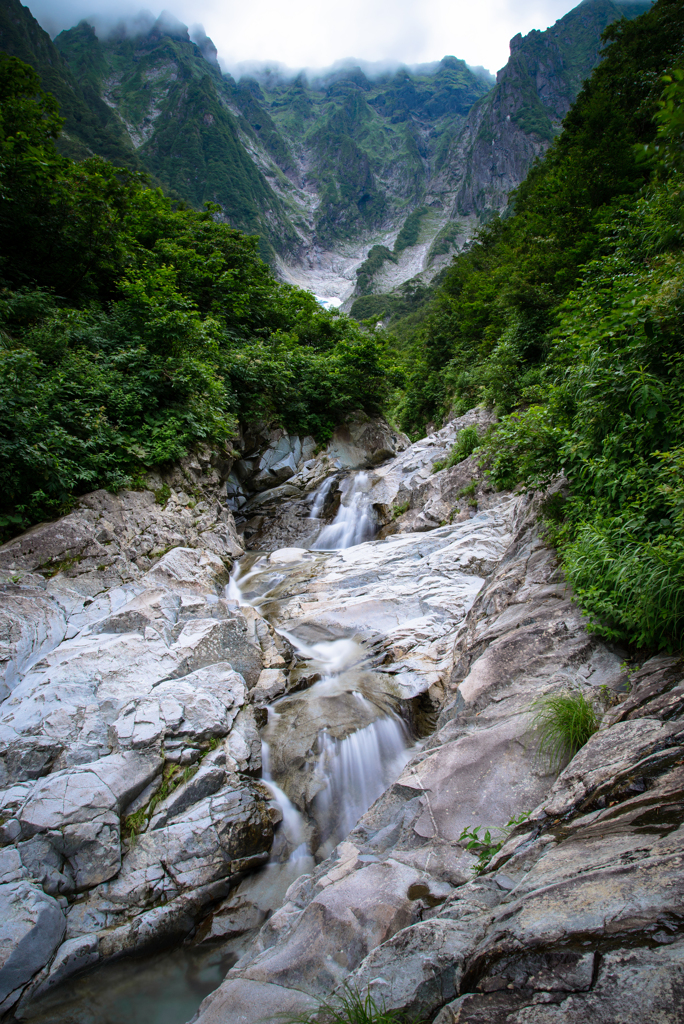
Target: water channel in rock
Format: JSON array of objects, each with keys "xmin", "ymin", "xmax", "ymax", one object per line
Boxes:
[{"xmin": 18, "ymin": 470, "xmax": 418, "ymax": 1024}]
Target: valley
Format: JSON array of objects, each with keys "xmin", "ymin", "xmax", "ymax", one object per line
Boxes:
[
  {"xmin": 0, "ymin": 0, "xmax": 650, "ymax": 304},
  {"xmin": 1, "ymin": 0, "xmax": 684, "ymax": 1020}
]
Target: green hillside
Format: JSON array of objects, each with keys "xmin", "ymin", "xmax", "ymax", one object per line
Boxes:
[
  {"xmin": 233, "ymin": 57, "xmax": 493, "ymax": 245},
  {"xmin": 54, "ymin": 17, "xmax": 301, "ymax": 263},
  {"xmin": 390, "ymin": 0, "xmax": 684, "ymax": 650},
  {"xmin": 0, "ymin": 0, "xmax": 138, "ymax": 165},
  {"xmin": 0, "ymin": 51, "xmax": 396, "ymax": 537}
]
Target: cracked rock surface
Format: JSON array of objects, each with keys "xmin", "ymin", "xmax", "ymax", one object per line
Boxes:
[
  {"xmin": 194, "ymin": 491, "xmax": 684, "ymax": 1024},
  {"xmin": 1, "ymin": 416, "xmax": 683, "ymax": 1022}
]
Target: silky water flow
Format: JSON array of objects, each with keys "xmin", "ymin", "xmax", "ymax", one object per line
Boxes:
[{"xmin": 19, "ymin": 470, "xmax": 415, "ymax": 1024}]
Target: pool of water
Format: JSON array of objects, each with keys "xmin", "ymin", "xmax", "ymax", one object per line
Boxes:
[{"xmin": 16, "ymin": 945, "xmax": 237, "ymax": 1024}]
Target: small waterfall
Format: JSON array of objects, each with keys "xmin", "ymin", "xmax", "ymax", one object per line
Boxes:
[
  {"xmin": 308, "ymin": 475, "xmax": 336, "ymax": 520},
  {"xmin": 278, "ymin": 630, "xmax": 364, "ymax": 677},
  {"xmin": 314, "ymin": 713, "xmax": 411, "ymax": 849},
  {"xmin": 312, "ymin": 472, "xmax": 375, "ymax": 550},
  {"xmin": 262, "ymin": 741, "xmax": 310, "ymax": 863},
  {"xmin": 225, "ymin": 492, "xmax": 412, "ymax": 865}
]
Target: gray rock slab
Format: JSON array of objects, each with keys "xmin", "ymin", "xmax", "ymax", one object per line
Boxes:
[
  {"xmin": 395, "ymin": 715, "xmax": 555, "ymax": 841},
  {"xmin": 238, "ymin": 859, "xmax": 422, "ymax": 996},
  {"xmin": 0, "ymin": 881, "xmax": 65, "ymax": 1006},
  {"xmin": 435, "ymin": 942, "xmax": 684, "ymax": 1023},
  {"xmin": 171, "ymin": 617, "xmax": 263, "ymax": 688},
  {"xmin": 0, "ymin": 586, "xmax": 67, "ymax": 699},
  {"xmin": 192, "ymin": 978, "xmax": 317, "ymax": 1024}
]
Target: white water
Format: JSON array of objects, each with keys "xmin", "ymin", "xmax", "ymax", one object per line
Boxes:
[
  {"xmin": 308, "ymin": 474, "xmax": 336, "ymax": 520},
  {"xmin": 262, "ymin": 742, "xmax": 310, "ymax": 863},
  {"xmin": 314, "ymin": 713, "xmax": 411, "ymax": 847},
  {"xmin": 312, "ymin": 472, "xmax": 376, "ymax": 550},
  {"xmin": 278, "ymin": 630, "xmax": 364, "ymax": 677},
  {"xmin": 226, "ymin": 466, "xmax": 412, "ymax": 862}
]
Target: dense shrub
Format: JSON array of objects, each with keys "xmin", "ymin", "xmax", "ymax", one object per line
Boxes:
[{"xmin": 388, "ymin": 0, "xmax": 684, "ymax": 652}]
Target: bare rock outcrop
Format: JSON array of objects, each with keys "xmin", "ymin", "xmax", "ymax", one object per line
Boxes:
[{"xmin": 193, "ymin": 491, "xmax": 684, "ymax": 1024}]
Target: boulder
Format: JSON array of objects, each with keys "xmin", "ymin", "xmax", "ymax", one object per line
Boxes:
[
  {"xmin": 327, "ymin": 413, "xmax": 409, "ymax": 469},
  {"xmin": 191, "ymin": 978, "xmax": 317, "ymax": 1024},
  {"xmin": 0, "ymin": 881, "xmax": 65, "ymax": 1009}
]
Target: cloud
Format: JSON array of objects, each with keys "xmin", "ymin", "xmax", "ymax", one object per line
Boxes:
[{"xmin": 29, "ymin": 0, "xmax": 584, "ymax": 75}]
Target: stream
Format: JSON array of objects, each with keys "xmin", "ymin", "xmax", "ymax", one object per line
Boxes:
[{"xmin": 20, "ymin": 472, "xmax": 418, "ymax": 1024}]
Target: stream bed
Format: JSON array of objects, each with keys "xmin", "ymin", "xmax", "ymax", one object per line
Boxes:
[{"xmin": 15, "ymin": 472, "xmax": 420, "ymax": 1024}]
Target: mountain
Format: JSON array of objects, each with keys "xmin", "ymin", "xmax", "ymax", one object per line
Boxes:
[
  {"xmin": 213, "ymin": 0, "xmax": 651, "ymax": 299},
  {"xmin": 0, "ymin": 0, "xmax": 139, "ymax": 165},
  {"xmin": 449, "ymin": 0, "xmax": 654, "ymax": 220},
  {"xmin": 53, "ymin": 13, "xmax": 302, "ymax": 263},
  {"xmin": 1, "ymin": 0, "xmax": 652, "ymax": 291}
]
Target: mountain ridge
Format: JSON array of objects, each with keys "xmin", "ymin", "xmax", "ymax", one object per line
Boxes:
[{"xmin": 0, "ymin": 0, "xmax": 653, "ymax": 295}]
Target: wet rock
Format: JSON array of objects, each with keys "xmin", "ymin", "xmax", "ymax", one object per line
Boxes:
[
  {"xmin": 0, "ymin": 881, "xmax": 65, "ymax": 1009},
  {"xmin": 16, "ymin": 752, "xmax": 161, "ymax": 893},
  {"xmin": 199, "ymin": 483, "xmax": 684, "ymax": 1024},
  {"xmin": 394, "ymin": 714, "xmax": 555, "ymax": 843},
  {"xmin": 5, "ymin": 415, "xmax": 684, "ymax": 1019},
  {"xmin": 112, "ymin": 664, "xmax": 246, "ymax": 752},
  {"xmin": 371, "ymin": 408, "xmax": 498, "ymax": 536},
  {"xmin": 20, "ymin": 933, "xmax": 99, "ymax": 1002},
  {"xmin": 148, "ymin": 756, "xmax": 228, "ymax": 830},
  {"xmin": 236, "ymin": 859, "xmax": 423, "ymax": 996}
]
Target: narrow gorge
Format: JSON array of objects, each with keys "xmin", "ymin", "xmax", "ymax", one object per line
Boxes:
[
  {"xmin": 1, "ymin": 0, "xmax": 684, "ymax": 1018},
  {"xmin": 1, "ymin": 412, "xmax": 682, "ymax": 1023}
]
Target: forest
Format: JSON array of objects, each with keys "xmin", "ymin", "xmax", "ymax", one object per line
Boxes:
[{"xmin": 1, "ymin": 0, "xmax": 683, "ymax": 653}]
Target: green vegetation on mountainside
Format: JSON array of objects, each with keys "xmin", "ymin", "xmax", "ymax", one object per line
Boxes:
[
  {"xmin": 53, "ymin": 18, "xmax": 299, "ymax": 264},
  {"xmin": 0, "ymin": 55, "xmax": 398, "ymax": 539},
  {"xmin": 389, "ymin": 0, "xmax": 684, "ymax": 651},
  {"xmin": 0, "ymin": 0, "xmax": 138, "ymax": 166},
  {"xmin": 236, "ymin": 57, "xmax": 492, "ymax": 245}
]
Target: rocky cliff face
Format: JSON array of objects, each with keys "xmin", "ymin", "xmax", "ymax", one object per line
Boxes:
[
  {"xmin": 449, "ymin": 0, "xmax": 652, "ymax": 220},
  {"xmin": 0, "ymin": 413, "xmax": 682, "ymax": 1021}
]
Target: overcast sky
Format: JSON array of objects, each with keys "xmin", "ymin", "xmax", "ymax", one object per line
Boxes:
[{"xmin": 30, "ymin": 0, "xmax": 584, "ymax": 76}]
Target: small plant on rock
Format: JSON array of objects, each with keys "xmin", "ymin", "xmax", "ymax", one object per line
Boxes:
[
  {"xmin": 530, "ymin": 689, "xmax": 599, "ymax": 770},
  {"xmin": 459, "ymin": 811, "xmax": 531, "ymax": 874},
  {"xmin": 432, "ymin": 425, "xmax": 481, "ymax": 474},
  {"xmin": 278, "ymin": 983, "xmax": 410, "ymax": 1024},
  {"xmin": 154, "ymin": 483, "xmax": 171, "ymax": 508}
]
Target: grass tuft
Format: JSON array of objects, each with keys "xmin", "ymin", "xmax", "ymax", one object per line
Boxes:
[
  {"xmin": 276, "ymin": 984, "xmax": 410, "ymax": 1024},
  {"xmin": 530, "ymin": 689, "xmax": 599, "ymax": 770}
]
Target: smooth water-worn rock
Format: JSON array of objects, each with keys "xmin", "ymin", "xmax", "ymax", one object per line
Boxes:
[
  {"xmin": 193, "ymin": 489, "xmax": 684, "ymax": 1024},
  {"xmin": 0, "ymin": 882, "xmax": 66, "ymax": 1011},
  {"xmin": 4, "ymin": 413, "xmax": 684, "ymax": 1021},
  {"xmin": 0, "ymin": 473, "xmax": 292, "ymax": 1011}
]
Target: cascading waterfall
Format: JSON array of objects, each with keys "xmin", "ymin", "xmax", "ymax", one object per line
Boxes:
[
  {"xmin": 227, "ymin": 541, "xmax": 414, "ymax": 864},
  {"xmin": 261, "ymin": 740, "xmax": 309, "ymax": 863},
  {"xmin": 314, "ymin": 712, "xmax": 411, "ymax": 848},
  {"xmin": 308, "ymin": 474, "xmax": 337, "ymax": 520},
  {"xmin": 311, "ymin": 471, "xmax": 376, "ymax": 550}
]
